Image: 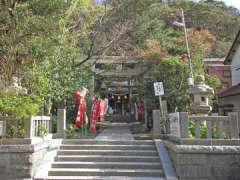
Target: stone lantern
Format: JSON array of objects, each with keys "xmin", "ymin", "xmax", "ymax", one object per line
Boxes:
[
  {"xmin": 7, "ymin": 76, "xmax": 27, "ymax": 94},
  {"xmin": 189, "ymin": 75, "xmax": 214, "ymax": 114}
]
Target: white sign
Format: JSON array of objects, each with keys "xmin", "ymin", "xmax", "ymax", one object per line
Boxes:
[
  {"xmin": 0, "ymin": 121, "xmax": 3, "ymax": 136},
  {"xmin": 154, "ymin": 82, "xmax": 164, "ymax": 96},
  {"xmin": 169, "ymin": 112, "xmax": 181, "ymax": 137}
]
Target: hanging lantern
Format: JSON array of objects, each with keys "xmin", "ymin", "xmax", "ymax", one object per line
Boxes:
[
  {"xmin": 124, "ymin": 95, "xmax": 127, "ymax": 99},
  {"xmin": 118, "ymin": 96, "xmax": 121, "ymax": 100},
  {"xmin": 117, "ymin": 86, "xmax": 123, "ymax": 91}
]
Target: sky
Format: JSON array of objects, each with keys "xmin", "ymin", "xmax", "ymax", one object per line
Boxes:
[
  {"xmin": 218, "ymin": 0, "xmax": 240, "ymax": 9},
  {"xmin": 95, "ymin": 0, "xmax": 240, "ymax": 10},
  {"xmin": 99, "ymin": 0, "xmax": 240, "ymax": 9},
  {"xmin": 194, "ymin": 0, "xmax": 240, "ymax": 9}
]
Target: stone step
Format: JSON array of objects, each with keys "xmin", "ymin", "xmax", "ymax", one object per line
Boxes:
[
  {"xmin": 45, "ymin": 176, "xmax": 165, "ymax": 180},
  {"xmin": 52, "ymin": 161, "xmax": 162, "ymax": 169},
  {"xmin": 57, "ymin": 150, "xmax": 158, "ymax": 156},
  {"xmin": 48, "ymin": 168, "xmax": 164, "ymax": 177},
  {"xmin": 55, "ymin": 155, "xmax": 160, "ymax": 162},
  {"xmin": 60, "ymin": 144, "xmax": 155, "ymax": 150},
  {"xmin": 62, "ymin": 139, "xmax": 154, "ymax": 145}
]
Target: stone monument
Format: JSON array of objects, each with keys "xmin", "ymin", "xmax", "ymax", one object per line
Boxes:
[
  {"xmin": 189, "ymin": 75, "xmax": 214, "ymax": 114},
  {"xmin": 7, "ymin": 76, "xmax": 27, "ymax": 94}
]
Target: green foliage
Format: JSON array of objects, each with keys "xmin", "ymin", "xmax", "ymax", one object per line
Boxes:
[
  {"xmin": 0, "ymin": 0, "xmax": 94, "ymax": 120},
  {"xmin": 65, "ymin": 123, "xmax": 79, "ymax": 138},
  {"xmin": 205, "ymin": 74, "xmax": 221, "ymax": 89},
  {"xmin": 0, "ymin": 0, "xmax": 238, "ymax": 124},
  {"xmin": 188, "ymin": 120, "xmax": 231, "ymax": 139},
  {"xmin": 6, "ymin": 119, "xmax": 25, "ymax": 138},
  {"xmin": 188, "ymin": 120, "xmax": 207, "ymax": 138},
  {"xmin": 144, "ymin": 56, "xmax": 190, "ymax": 112},
  {"xmin": 36, "ymin": 124, "xmax": 48, "ymax": 138},
  {"xmin": 0, "ymin": 90, "xmax": 40, "ymax": 119}
]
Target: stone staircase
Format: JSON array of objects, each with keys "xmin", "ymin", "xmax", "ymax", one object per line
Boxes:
[{"xmin": 46, "ymin": 139, "xmax": 165, "ymax": 180}]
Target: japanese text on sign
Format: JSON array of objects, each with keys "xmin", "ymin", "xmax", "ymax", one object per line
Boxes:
[{"xmin": 154, "ymin": 82, "xmax": 164, "ymax": 96}]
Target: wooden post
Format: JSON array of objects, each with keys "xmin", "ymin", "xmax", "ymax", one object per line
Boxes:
[{"xmin": 159, "ymin": 96, "xmax": 164, "ymax": 118}]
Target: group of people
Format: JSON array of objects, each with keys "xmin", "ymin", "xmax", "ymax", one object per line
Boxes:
[
  {"xmin": 73, "ymin": 87, "xmax": 145, "ymax": 135},
  {"xmin": 73, "ymin": 87, "xmax": 109, "ymax": 134}
]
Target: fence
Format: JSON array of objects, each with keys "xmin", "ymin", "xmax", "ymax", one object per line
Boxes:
[
  {"xmin": 168, "ymin": 112, "xmax": 240, "ymax": 145},
  {"xmin": 0, "ymin": 116, "xmax": 11, "ymax": 138},
  {"xmin": 0, "ymin": 115, "xmax": 51, "ymax": 138},
  {"xmin": 25, "ymin": 116, "xmax": 51, "ymax": 138}
]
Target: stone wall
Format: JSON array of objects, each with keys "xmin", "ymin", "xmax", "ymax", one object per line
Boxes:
[
  {"xmin": 0, "ymin": 139, "xmax": 49, "ymax": 180},
  {"xmin": 165, "ymin": 140, "xmax": 240, "ymax": 180}
]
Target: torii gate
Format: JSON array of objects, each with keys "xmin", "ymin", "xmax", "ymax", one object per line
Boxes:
[{"xmin": 88, "ymin": 56, "xmax": 150, "ymax": 115}]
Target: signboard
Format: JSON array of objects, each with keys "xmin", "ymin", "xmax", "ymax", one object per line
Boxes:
[
  {"xmin": 169, "ymin": 112, "xmax": 181, "ymax": 137},
  {"xmin": 0, "ymin": 121, "xmax": 3, "ymax": 136},
  {"xmin": 154, "ymin": 82, "xmax": 164, "ymax": 96}
]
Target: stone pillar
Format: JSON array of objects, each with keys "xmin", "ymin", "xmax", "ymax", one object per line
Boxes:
[
  {"xmin": 179, "ymin": 112, "xmax": 189, "ymax": 138},
  {"xmin": 57, "ymin": 109, "xmax": 66, "ymax": 138},
  {"xmin": 153, "ymin": 110, "xmax": 161, "ymax": 138},
  {"xmin": 25, "ymin": 116, "xmax": 34, "ymax": 138},
  {"xmin": 229, "ymin": 112, "xmax": 240, "ymax": 139}
]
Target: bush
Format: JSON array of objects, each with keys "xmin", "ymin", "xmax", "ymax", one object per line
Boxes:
[
  {"xmin": 65, "ymin": 123, "xmax": 79, "ymax": 138},
  {"xmin": 6, "ymin": 118, "xmax": 25, "ymax": 138},
  {"xmin": 36, "ymin": 124, "xmax": 48, "ymax": 137},
  {"xmin": 0, "ymin": 90, "xmax": 40, "ymax": 119},
  {"xmin": 188, "ymin": 120, "xmax": 230, "ymax": 139}
]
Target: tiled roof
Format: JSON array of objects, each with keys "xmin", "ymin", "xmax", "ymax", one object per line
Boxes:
[{"xmin": 218, "ymin": 84, "xmax": 240, "ymax": 98}]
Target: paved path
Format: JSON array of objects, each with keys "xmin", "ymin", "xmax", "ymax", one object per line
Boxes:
[{"xmin": 95, "ymin": 123, "xmax": 134, "ymax": 140}]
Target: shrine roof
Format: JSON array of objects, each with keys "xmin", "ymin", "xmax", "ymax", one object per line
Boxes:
[{"xmin": 218, "ymin": 84, "xmax": 240, "ymax": 98}]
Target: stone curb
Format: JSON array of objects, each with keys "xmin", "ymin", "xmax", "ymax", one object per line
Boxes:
[
  {"xmin": 155, "ymin": 139, "xmax": 178, "ymax": 180},
  {"xmin": 164, "ymin": 140, "xmax": 240, "ymax": 154}
]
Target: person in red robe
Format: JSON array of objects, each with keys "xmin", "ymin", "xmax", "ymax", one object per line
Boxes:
[
  {"xmin": 99, "ymin": 98, "xmax": 105, "ymax": 121},
  {"xmin": 95, "ymin": 96, "xmax": 101, "ymax": 121},
  {"xmin": 89, "ymin": 96, "xmax": 98, "ymax": 133},
  {"xmin": 73, "ymin": 88, "xmax": 89, "ymax": 128},
  {"xmin": 135, "ymin": 97, "xmax": 144, "ymax": 122}
]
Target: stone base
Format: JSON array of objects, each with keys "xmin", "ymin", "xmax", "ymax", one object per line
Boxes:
[
  {"xmin": 0, "ymin": 139, "xmax": 51, "ymax": 179},
  {"xmin": 164, "ymin": 140, "xmax": 240, "ymax": 180},
  {"xmin": 192, "ymin": 105, "xmax": 212, "ymax": 114}
]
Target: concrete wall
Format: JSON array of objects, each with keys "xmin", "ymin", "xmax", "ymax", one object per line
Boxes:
[
  {"xmin": 165, "ymin": 140, "xmax": 240, "ymax": 180},
  {"xmin": 232, "ymin": 47, "xmax": 240, "ymax": 86},
  {"xmin": 0, "ymin": 140, "xmax": 49, "ymax": 180}
]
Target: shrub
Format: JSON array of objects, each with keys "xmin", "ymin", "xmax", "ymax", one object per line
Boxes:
[{"xmin": 37, "ymin": 124, "xmax": 48, "ymax": 138}]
